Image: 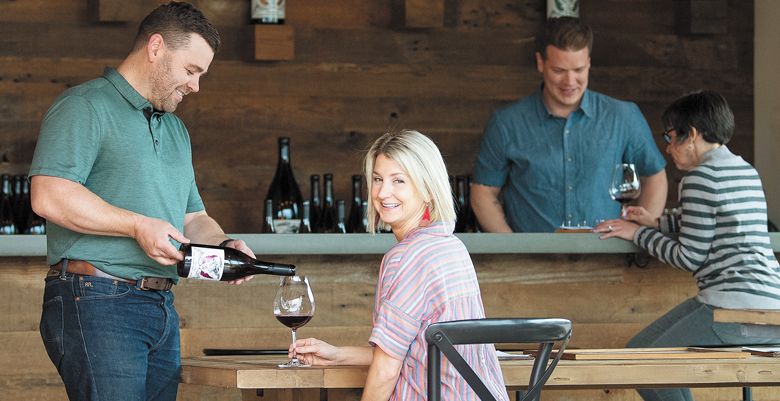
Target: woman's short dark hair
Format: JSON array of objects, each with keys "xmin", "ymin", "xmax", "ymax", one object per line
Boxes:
[
  {"xmin": 133, "ymin": 1, "xmax": 220, "ymax": 53},
  {"xmin": 661, "ymin": 90, "xmax": 735, "ymax": 145},
  {"xmin": 535, "ymin": 17, "xmax": 593, "ymax": 58}
]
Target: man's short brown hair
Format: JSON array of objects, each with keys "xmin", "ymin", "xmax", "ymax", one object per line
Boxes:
[
  {"xmin": 133, "ymin": 1, "xmax": 220, "ymax": 53},
  {"xmin": 535, "ymin": 17, "xmax": 593, "ymax": 58}
]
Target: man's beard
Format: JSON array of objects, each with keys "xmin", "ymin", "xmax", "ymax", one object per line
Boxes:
[{"xmin": 149, "ymin": 53, "xmax": 178, "ymax": 112}]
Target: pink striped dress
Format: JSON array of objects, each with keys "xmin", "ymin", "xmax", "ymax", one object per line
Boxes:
[{"xmin": 369, "ymin": 221, "xmax": 508, "ymax": 401}]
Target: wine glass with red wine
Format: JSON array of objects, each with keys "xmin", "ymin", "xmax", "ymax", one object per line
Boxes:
[
  {"xmin": 609, "ymin": 163, "xmax": 641, "ymax": 216},
  {"xmin": 273, "ymin": 275, "xmax": 315, "ymax": 368}
]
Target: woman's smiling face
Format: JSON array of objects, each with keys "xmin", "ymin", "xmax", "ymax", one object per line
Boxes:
[{"xmin": 370, "ymin": 154, "xmax": 425, "ymax": 239}]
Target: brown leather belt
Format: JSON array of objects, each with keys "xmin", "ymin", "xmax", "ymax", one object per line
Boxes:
[{"xmin": 49, "ymin": 260, "xmax": 174, "ymax": 291}]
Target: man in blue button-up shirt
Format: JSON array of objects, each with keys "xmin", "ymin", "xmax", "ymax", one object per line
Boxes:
[{"xmin": 471, "ymin": 17, "xmax": 667, "ymax": 232}]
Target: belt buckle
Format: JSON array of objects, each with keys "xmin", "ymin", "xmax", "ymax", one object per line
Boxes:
[
  {"xmin": 138, "ymin": 277, "xmax": 173, "ymax": 291},
  {"xmin": 138, "ymin": 277, "xmax": 153, "ymax": 291}
]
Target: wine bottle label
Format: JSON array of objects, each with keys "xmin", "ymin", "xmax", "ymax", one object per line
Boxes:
[
  {"xmin": 273, "ymin": 219, "xmax": 301, "ymax": 234},
  {"xmin": 251, "ymin": 0, "xmax": 285, "ymax": 20},
  {"xmin": 189, "ymin": 247, "xmax": 225, "ymax": 280}
]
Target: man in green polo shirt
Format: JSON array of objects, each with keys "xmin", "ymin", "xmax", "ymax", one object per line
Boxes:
[{"xmin": 29, "ymin": 3, "xmax": 251, "ymax": 400}]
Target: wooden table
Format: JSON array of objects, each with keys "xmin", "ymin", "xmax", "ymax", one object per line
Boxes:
[{"xmin": 181, "ymin": 353, "xmax": 780, "ymax": 400}]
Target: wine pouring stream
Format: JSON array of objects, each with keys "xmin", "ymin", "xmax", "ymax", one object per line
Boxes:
[{"xmin": 274, "ymin": 275, "xmax": 315, "ymax": 368}]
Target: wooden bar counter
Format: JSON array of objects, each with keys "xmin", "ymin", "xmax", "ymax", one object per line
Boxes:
[{"xmin": 1, "ymin": 233, "xmax": 779, "ymax": 401}]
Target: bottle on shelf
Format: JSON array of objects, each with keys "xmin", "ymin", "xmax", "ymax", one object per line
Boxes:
[
  {"xmin": 265, "ymin": 137, "xmax": 303, "ymax": 233},
  {"xmin": 318, "ymin": 173, "xmax": 338, "ymax": 233},
  {"xmin": 299, "ymin": 200, "xmax": 313, "ymax": 234},
  {"xmin": 309, "ymin": 174, "xmax": 322, "ymax": 233},
  {"xmin": 251, "ymin": 0, "xmax": 285, "ymax": 24},
  {"xmin": 22, "ymin": 178, "xmax": 45, "ymax": 235},
  {"xmin": 359, "ymin": 200, "xmax": 369, "ymax": 233},
  {"xmin": 262, "ymin": 199, "xmax": 276, "ymax": 233},
  {"xmin": 178, "ymin": 243, "xmax": 295, "ymax": 281},
  {"xmin": 12, "ymin": 175, "xmax": 29, "ymax": 234},
  {"xmin": 336, "ymin": 200, "xmax": 347, "ymax": 234},
  {"xmin": 346, "ymin": 175, "xmax": 363, "ymax": 233},
  {"xmin": 0, "ymin": 175, "xmax": 16, "ymax": 235},
  {"xmin": 455, "ymin": 175, "xmax": 479, "ymax": 233}
]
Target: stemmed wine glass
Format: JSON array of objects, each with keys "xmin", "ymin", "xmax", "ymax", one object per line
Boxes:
[
  {"xmin": 609, "ymin": 163, "xmax": 641, "ymax": 216},
  {"xmin": 273, "ymin": 275, "xmax": 315, "ymax": 368}
]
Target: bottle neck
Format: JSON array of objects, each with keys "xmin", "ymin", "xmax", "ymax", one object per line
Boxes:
[
  {"xmin": 352, "ymin": 177, "xmax": 362, "ymax": 204},
  {"xmin": 310, "ymin": 177, "xmax": 321, "ymax": 204},
  {"xmin": 324, "ymin": 176, "xmax": 334, "ymax": 205},
  {"xmin": 278, "ymin": 143, "xmax": 291, "ymax": 164}
]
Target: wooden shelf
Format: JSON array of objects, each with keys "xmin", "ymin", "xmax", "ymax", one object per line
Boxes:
[
  {"xmin": 254, "ymin": 24, "xmax": 295, "ymax": 61},
  {"xmin": 405, "ymin": 0, "xmax": 444, "ymax": 28}
]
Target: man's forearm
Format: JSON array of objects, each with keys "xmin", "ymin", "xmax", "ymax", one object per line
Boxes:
[
  {"xmin": 470, "ymin": 184, "xmax": 513, "ymax": 233},
  {"xmin": 31, "ymin": 175, "xmax": 138, "ymax": 238}
]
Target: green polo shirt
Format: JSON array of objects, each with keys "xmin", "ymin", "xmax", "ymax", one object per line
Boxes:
[{"xmin": 29, "ymin": 67, "xmax": 205, "ymax": 281}]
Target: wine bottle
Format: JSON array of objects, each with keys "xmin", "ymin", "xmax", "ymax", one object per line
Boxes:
[
  {"xmin": 250, "ymin": 0, "xmax": 285, "ymax": 24},
  {"xmin": 455, "ymin": 175, "xmax": 467, "ymax": 233},
  {"xmin": 265, "ymin": 137, "xmax": 303, "ymax": 233},
  {"xmin": 22, "ymin": 178, "xmax": 45, "ymax": 234},
  {"xmin": 262, "ymin": 199, "xmax": 276, "ymax": 233},
  {"xmin": 346, "ymin": 175, "xmax": 363, "ymax": 233},
  {"xmin": 12, "ymin": 175, "xmax": 28, "ymax": 234},
  {"xmin": 455, "ymin": 175, "xmax": 479, "ymax": 233},
  {"xmin": 299, "ymin": 200, "xmax": 312, "ymax": 234},
  {"xmin": 359, "ymin": 200, "xmax": 369, "ymax": 233},
  {"xmin": 0, "ymin": 175, "xmax": 16, "ymax": 235},
  {"xmin": 319, "ymin": 173, "xmax": 337, "ymax": 233},
  {"xmin": 309, "ymin": 174, "xmax": 322, "ymax": 233},
  {"xmin": 178, "ymin": 243, "xmax": 295, "ymax": 281},
  {"xmin": 336, "ymin": 200, "xmax": 347, "ymax": 234}
]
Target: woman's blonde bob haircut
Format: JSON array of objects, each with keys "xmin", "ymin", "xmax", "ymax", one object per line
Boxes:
[{"xmin": 363, "ymin": 130, "xmax": 456, "ymax": 234}]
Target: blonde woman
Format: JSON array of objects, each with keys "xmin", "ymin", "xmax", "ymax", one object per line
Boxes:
[{"xmin": 291, "ymin": 130, "xmax": 507, "ymax": 401}]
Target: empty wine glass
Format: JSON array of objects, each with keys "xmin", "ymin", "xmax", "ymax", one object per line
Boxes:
[
  {"xmin": 273, "ymin": 275, "xmax": 315, "ymax": 368},
  {"xmin": 609, "ymin": 163, "xmax": 641, "ymax": 216}
]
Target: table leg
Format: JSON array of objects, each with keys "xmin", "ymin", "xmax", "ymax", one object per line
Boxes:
[{"xmin": 743, "ymin": 387, "xmax": 752, "ymax": 401}]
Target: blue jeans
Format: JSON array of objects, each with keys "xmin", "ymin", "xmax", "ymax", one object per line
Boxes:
[
  {"xmin": 627, "ymin": 298, "xmax": 780, "ymax": 401},
  {"xmin": 39, "ymin": 272, "xmax": 180, "ymax": 401}
]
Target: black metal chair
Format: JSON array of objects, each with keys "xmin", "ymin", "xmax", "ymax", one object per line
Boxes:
[{"xmin": 426, "ymin": 318, "xmax": 572, "ymax": 401}]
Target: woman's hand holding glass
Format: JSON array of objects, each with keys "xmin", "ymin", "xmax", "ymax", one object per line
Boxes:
[{"xmin": 288, "ymin": 337, "xmax": 340, "ymax": 366}]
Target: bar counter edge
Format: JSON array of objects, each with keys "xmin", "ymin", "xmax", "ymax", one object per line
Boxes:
[{"xmin": 3, "ymin": 233, "xmax": 780, "ymax": 256}]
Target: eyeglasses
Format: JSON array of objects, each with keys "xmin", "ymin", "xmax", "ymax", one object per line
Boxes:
[{"xmin": 661, "ymin": 128, "xmax": 674, "ymax": 144}]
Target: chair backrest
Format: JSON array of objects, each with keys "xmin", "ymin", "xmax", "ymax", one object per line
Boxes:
[{"xmin": 425, "ymin": 318, "xmax": 572, "ymax": 401}]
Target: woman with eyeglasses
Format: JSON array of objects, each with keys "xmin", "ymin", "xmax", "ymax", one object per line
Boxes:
[{"xmin": 596, "ymin": 90, "xmax": 780, "ymax": 401}]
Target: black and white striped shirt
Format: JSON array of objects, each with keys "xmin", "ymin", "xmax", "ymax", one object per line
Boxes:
[{"xmin": 634, "ymin": 146, "xmax": 780, "ymax": 309}]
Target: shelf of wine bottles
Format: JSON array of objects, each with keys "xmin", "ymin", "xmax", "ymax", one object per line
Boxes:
[
  {"xmin": 0, "ymin": 174, "xmax": 45, "ymax": 235},
  {"xmin": 3, "ymin": 233, "xmax": 780, "ymax": 257}
]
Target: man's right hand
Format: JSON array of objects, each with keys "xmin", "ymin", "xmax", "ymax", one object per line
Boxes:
[{"xmin": 131, "ymin": 214, "xmax": 189, "ymax": 266}]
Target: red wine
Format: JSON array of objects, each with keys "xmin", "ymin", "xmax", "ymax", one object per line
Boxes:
[
  {"xmin": 178, "ymin": 243, "xmax": 295, "ymax": 281},
  {"xmin": 613, "ymin": 196, "xmax": 635, "ymax": 205},
  {"xmin": 309, "ymin": 175, "xmax": 322, "ymax": 233},
  {"xmin": 265, "ymin": 137, "xmax": 303, "ymax": 233},
  {"xmin": 0, "ymin": 175, "xmax": 16, "ymax": 234},
  {"xmin": 276, "ymin": 314, "xmax": 312, "ymax": 329},
  {"xmin": 319, "ymin": 173, "xmax": 338, "ymax": 233},
  {"xmin": 346, "ymin": 175, "xmax": 364, "ymax": 233}
]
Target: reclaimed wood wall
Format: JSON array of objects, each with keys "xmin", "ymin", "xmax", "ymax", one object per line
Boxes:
[
  {"xmin": 0, "ymin": 0, "xmax": 754, "ymax": 232},
  {"xmin": 0, "ymin": 0, "xmax": 761, "ymax": 400}
]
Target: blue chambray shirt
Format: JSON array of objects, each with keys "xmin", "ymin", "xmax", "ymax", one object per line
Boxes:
[{"xmin": 473, "ymin": 88, "xmax": 666, "ymax": 232}]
